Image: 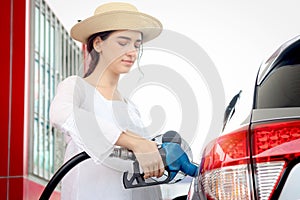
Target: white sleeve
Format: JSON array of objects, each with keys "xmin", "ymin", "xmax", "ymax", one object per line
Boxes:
[{"xmin": 49, "ymin": 76, "xmax": 124, "ymax": 163}]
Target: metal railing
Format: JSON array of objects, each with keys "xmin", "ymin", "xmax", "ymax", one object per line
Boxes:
[{"xmin": 30, "ymin": 0, "xmax": 82, "ymax": 181}]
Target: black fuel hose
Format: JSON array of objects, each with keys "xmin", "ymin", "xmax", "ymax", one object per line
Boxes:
[
  {"xmin": 39, "ymin": 152, "xmax": 90, "ymax": 200},
  {"xmin": 39, "ymin": 147, "xmax": 134, "ymax": 200}
]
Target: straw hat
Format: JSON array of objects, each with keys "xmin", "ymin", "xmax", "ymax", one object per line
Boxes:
[{"xmin": 70, "ymin": 2, "xmax": 163, "ymax": 44}]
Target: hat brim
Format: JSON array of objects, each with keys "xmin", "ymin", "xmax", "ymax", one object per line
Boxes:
[{"xmin": 71, "ymin": 11, "xmax": 163, "ymax": 44}]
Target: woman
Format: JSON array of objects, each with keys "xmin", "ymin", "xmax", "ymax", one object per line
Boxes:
[{"xmin": 50, "ymin": 2, "xmax": 164, "ymax": 200}]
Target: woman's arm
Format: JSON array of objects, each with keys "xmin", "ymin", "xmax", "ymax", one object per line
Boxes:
[{"xmin": 50, "ymin": 76, "xmax": 164, "ymax": 178}]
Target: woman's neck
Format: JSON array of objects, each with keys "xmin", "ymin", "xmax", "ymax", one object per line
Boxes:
[
  {"xmin": 85, "ymin": 64, "xmax": 119, "ymax": 88},
  {"xmin": 84, "ymin": 64, "xmax": 122, "ymax": 101}
]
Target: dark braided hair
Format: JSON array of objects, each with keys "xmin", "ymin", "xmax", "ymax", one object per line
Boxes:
[{"xmin": 83, "ymin": 31, "xmax": 114, "ymax": 78}]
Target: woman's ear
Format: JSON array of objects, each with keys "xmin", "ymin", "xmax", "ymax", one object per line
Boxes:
[{"xmin": 93, "ymin": 36, "xmax": 103, "ymax": 53}]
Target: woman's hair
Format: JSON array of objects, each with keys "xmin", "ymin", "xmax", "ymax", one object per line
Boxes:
[{"xmin": 83, "ymin": 31, "xmax": 114, "ymax": 78}]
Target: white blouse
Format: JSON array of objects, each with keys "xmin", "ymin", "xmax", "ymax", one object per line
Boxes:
[{"xmin": 49, "ymin": 75, "xmax": 162, "ymax": 200}]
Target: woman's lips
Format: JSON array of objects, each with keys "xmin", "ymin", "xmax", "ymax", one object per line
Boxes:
[{"xmin": 122, "ymin": 60, "xmax": 134, "ymax": 65}]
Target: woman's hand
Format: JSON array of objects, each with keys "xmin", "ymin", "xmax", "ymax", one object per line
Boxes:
[
  {"xmin": 115, "ymin": 131, "xmax": 164, "ymax": 179},
  {"xmin": 132, "ymin": 139, "xmax": 164, "ymax": 179}
]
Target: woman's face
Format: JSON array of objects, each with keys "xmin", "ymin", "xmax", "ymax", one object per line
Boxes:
[{"xmin": 97, "ymin": 30, "xmax": 142, "ymax": 74}]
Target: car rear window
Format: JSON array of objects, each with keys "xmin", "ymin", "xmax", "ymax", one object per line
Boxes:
[{"xmin": 256, "ymin": 64, "xmax": 300, "ymax": 108}]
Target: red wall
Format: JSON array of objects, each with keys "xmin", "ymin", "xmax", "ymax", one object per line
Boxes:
[
  {"xmin": 0, "ymin": 0, "xmax": 25, "ymax": 198},
  {"xmin": 0, "ymin": 0, "xmax": 60, "ymax": 199},
  {"xmin": 0, "ymin": 0, "xmax": 12, "ymax": 187}
]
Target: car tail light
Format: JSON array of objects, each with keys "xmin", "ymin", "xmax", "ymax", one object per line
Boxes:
[
  {"xmin": 254, "ymin": 161, "xmax": 285, "ymax": 200},
  {"xmin": 199, "ymin": 126, "xmax": 251, "ymax": 200},
  {"xmin": 252, "ymin": 120, "xmax": 300, "ymax": 200},
  {"xmin": 199, "ymin": 120, "xmax": 300, "ymax": 200},
  {"xmin": 202, "ymin": 164, "xmax": 250, "ymax": 199}
]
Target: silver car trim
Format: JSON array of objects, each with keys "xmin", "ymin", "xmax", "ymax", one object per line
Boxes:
[{"xmin": 252, "ymin": 107, "xmax": 300, "ymax": 123}]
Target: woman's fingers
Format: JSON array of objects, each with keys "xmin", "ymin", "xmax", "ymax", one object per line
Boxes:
[
  {"xmin": 158, "ymin": 162, "xmax": 165, "ymax": 177},
  {"xmin": 131, "ymin": 139, "xmax": 166, "ymax": 179},
  {"xmin": 141, "ymin": 152, "xmax": 165, "ymax": 179}
]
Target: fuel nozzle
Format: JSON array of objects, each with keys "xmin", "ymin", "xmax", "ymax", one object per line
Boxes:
[
  {"xmin": 123, "ymin": 130, "xmax": 198, "ymax": 189},
  {"xmin": 161, "ymin": 142, "xmax": 198, "ymax": 179}
]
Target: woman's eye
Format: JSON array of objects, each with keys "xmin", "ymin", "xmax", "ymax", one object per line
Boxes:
[
  {"xmin": 118, "ymin": 41, "xmax": 128, "ymax": 46},
  {"xmin": 118, "ymin": 40, "xmax": 141, "ymax": 49}
]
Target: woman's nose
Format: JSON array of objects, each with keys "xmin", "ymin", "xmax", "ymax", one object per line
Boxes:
[{"xmin": 125, "ymin": 47, "xmax": 139, "ymax": 56}]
